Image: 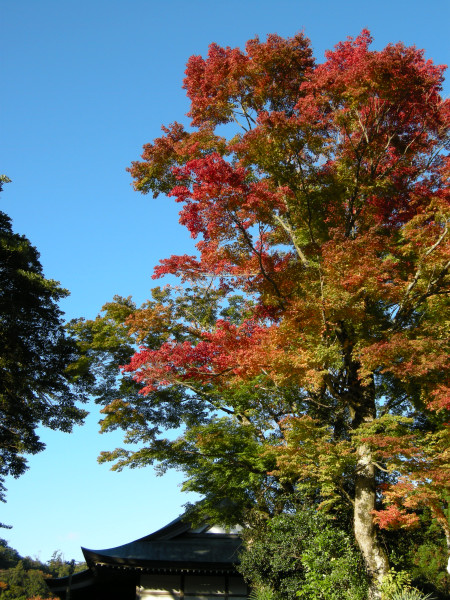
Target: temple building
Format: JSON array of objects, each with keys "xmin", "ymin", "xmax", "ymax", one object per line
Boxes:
[{"xmin": 47, "ymin": 514, "xmax": 248, "ymax": 600}]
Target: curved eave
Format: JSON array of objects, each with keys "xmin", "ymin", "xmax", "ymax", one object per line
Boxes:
[
  {"xmin": 46, "ymin": 569, "xmax": 95, "ymax": 593},
  {"xmin": 136, "ymin": 515, "xmax": 195, "ymax": 541},
  {"xmin": 82, "ymin": 537, "xmax": 242, "ymax": 571}
]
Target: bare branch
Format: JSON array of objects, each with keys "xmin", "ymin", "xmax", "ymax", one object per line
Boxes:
[
  {"xmin": 373, "ymin": 461, "xmax": 390, "ymax": 473},
  {"xmin": 229, "ymin": 212, "xmax": 287, "ymax": 305},
  {"xmin": 272, "ymin": 212, "xmax": 310, "ymax": 267}
]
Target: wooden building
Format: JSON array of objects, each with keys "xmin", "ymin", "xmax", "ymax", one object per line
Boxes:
[{"xmin": 47, "ymin": 515, "xmax": 248, "ymax": 600}]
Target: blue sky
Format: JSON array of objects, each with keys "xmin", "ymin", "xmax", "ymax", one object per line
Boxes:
[{"xmin": 1, "ymin": 0, "xmax": 449, "ymax": 563}]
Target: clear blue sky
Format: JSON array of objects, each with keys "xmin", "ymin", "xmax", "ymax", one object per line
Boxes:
[{"xmin": 1, "ymin": 0, "xmax": 448, "ymax": 563}]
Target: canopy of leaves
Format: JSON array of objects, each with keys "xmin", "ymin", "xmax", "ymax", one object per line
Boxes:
[{"xmin": 72, "ymin": 30, "xmax": 449, "ymax": 592}]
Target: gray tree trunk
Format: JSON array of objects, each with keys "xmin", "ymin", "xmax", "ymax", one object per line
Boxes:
[
  {"xmin": 336, "ymin": 324, "xmax": 390, "ymax": 599},
  {"xmin": 354, "ymin": 441, "xmax": 390, "ymax": 600},
  {"xmin": 348, "ymin": 371, "xmax": 389, "ymax": 598}
]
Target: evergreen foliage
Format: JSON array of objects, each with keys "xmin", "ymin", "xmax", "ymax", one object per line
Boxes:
[{"xmin": 0, "ymin": 178, "xmax": 88, "ymax": 500}]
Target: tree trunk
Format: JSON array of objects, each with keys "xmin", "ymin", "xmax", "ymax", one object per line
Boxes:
[
  {"xmin": 445, "ymin": 529, "xmax": 450, "ymax": 575},
  {"xmin": 336, "ymin": 323, "xmax": 390, "ymax": 598},
  {"xmin": 354, "ymin": 440, "xmax": 390, "ymax": 599}
]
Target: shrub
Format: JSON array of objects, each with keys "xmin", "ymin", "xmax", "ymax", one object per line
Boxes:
[{"xmin": 239, "ymin": 509, "xmax": 368, "ymax": 600}]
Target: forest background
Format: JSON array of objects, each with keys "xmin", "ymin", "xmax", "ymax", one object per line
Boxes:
[{"xmin": 1, "ymin": 0, "xmax": 449, "ymax": 571}]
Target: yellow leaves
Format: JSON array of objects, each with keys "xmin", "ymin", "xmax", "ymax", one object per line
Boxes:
[
  {"xmin": 352, "ymin": 414, "xmax": 418, "ymax": 467},
  {"xmin": 270, "ymin": 415, "xmax": 355, "ymax": 507},
  {"xmin": 399, "ymin": 198, "xmax": 449, "ymax": 251},
  {"xmin": 322, "ymin": 231, "xmax": 394, "ymax": 301},
  {"xmin": 99, "ymin": 398, "xmax": 147, "ymax": 432},
  {"xmin": 247, "ymin": 322, "xmax": 336, "ymax": 392},
  {"xmin": 126, "ymin": 302, "xmax": 172, "ymax": 343},
  {"xmin": 362, "ymin": 412, "xmax": 450, "ymax": 534}
]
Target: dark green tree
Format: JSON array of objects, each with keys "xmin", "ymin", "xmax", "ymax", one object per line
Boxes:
[
  {"xmin": 0, "ymin": 177, "xmax": 87, "ymax": 501},
  {"xmin": 0, "ymin": 538, "xmax": 21, "ymax": 570},
  {"xmin": 0, "ymin": 534, "xmax": 86, "ymax": 599},
  {"xmin": 239, "ymin": 509, "xmax": 368, "ymax": 600},
  {"xmin": 382, "ymin": 510, "xmax": 450, "ymax": 598}
]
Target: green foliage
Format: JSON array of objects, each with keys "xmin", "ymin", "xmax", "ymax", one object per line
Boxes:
[
  {"xmin": 0, "ymin": 561, "xmax": 51, "ymax": 600},
  {"xmin": 411, "ymin": 541, "xmax": 448, "ymax": 597},
  {"xmin": 0, "ymin": 180, "xmax": 88, "ymax": 499},
  {"xmin": 380, "ymin": 568, "xmax": 413, "ymax": 599},
  {"xmin": 46, "ymin": 552, "xmax": 85, "ymax": 579},
  {"xmin": 249, "ymin": 586, "xmax": 277, "ymax": 600},
  {"xmin": 175, "ymin": 416, "xmax": 281, "ymax": 525},
  {"xmin": 0, "ymin": 540, "xmax": 20, "ymax": 570},
  {"xmin": 0, "ymin": 176, "xmax": 11, "ymax": 192},
  {"xmin": 389, "ymin": 591, "xmax": 435, "ymax": 600},
  {"xmin": 297, "ymin": 529, "xmax": 368, "ymax": 600},
  {"xmin": 0, "ymin": 538, "xmax": 85, "ymax": 599},
  {"xmin": 70, "ymin": 288, "xmax": 296, "ymax": 526},
  {"xmin": 66, "ymin": 295, "xmax": 139, "ymax": 408},
  {"xmin": 383, "ymin": 510, "xmax": 449, "ymax": 598},
  {"xmin": 238, "ymin": 509, "xmax": 368, "ymax": 600},
  {"xmin": 380, "ymin": 567, "xmax": 438, "ymax": 600}
]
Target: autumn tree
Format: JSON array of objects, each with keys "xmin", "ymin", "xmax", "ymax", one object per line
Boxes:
[
  {"xmin": 73, "ymin": 31, "xmax": 449, "ymax": 599},
  {"xmin": 0, "ymin": 177, "xmax": 88, "ymax": 501}
]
